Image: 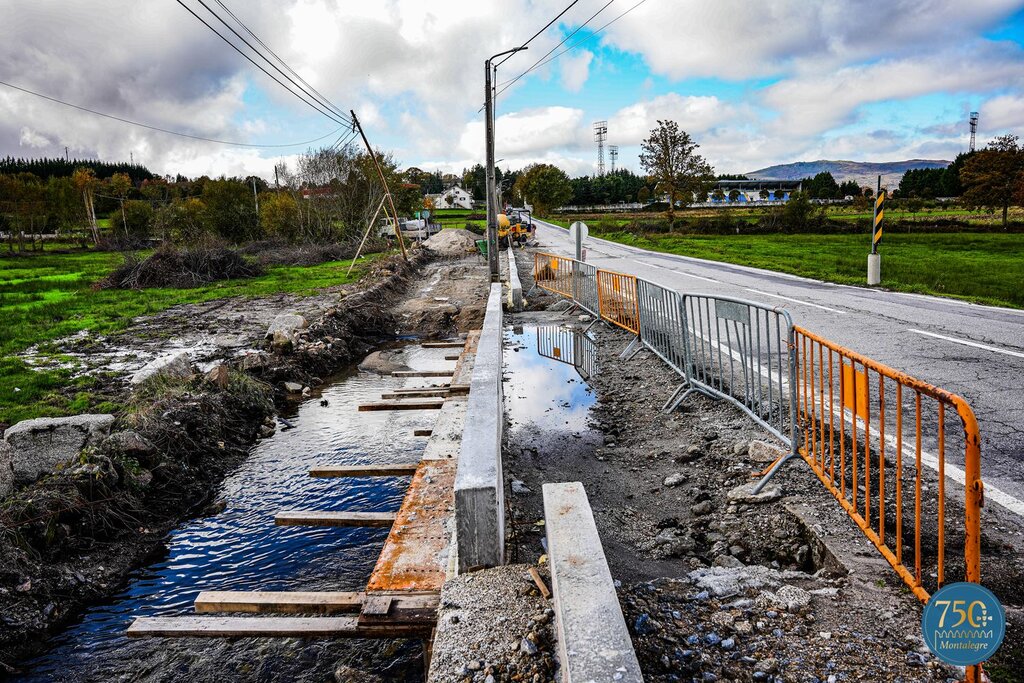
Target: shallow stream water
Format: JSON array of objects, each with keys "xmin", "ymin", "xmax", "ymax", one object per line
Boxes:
[{"xmin": 16, "ymin": 345, "xmax": 453, "ymax": 683}]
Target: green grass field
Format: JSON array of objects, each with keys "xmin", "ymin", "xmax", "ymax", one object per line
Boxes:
[
  {"xmin": 0, "ymin": 248, "xmax": 382, "ymax": 425},
  {"xmin": 588, "ymin": 231, "xmax": 1024, "ymax": 309}
]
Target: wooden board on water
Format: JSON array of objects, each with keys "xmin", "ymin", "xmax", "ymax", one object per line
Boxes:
[
  {"xmin": 127, "ymin": 616, "xmax": 427, "ymax": 638},
  {"xmin": 193, "ymin": 591, "xmax": 438, "ymax": 617},
  {"xmin": 309, "ymin": 463, "xmax": 419, "ymax": 478},
  {"xmin": 421, "ymin": 341, "xmax": 465, "ymax": 348},
  {"xmin": 358, "ymin": 399, "xmax": 444, "ymax": 411},
  {"xmin": 413, "ymin": 429, "xmax": 432, "ymax": 436},
  {"xmin": 391, "ymin": 370, "xmax": 453, "ymax": 378},
  {"xmin": 380, "ymin": 389, "xmax": 449, "ymax": 399},
  {"xmin": 275, "ymin": 510, "xmax": 396, "ymax": 527}
]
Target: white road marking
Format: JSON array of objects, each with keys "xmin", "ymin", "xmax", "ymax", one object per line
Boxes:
[
  {"xmin": 744, "ymin": 288, "xmax": 845, "ymax": 314},
  {"xmin": 907, "ymin": 329, "xmax": 1024, "ymax": 360},
  {"xmin": 671, "ymin": 269, "xmax": 719, "ymax": 283}
]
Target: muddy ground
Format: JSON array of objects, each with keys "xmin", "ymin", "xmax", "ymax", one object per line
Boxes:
[
  {"xmin": 502, "ymin": 247, "xmax": 1024, "ymax": 682},
  {"xmin": 0, "ymin": 247, "xmax": 490, "ymax": 675}
]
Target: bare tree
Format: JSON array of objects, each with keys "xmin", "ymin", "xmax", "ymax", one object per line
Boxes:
[{"xmin": 639, "ymin": 120, "xmax": 715, "ymax": 229}]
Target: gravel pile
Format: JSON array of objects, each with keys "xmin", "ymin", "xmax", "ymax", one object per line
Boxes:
[
  {"xmin": 620, "ymin": 572, "xmax": 957, "ymax": 682},
  {"xmin": 428, "ymin": 564, "xmax": 557, "ymax": 683},
  {"xmin": 423, "ymin": 229, "xmax": 480, "ymax": 256}
]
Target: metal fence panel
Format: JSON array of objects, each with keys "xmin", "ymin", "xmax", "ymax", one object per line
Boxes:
[
  {"xmin": 534, "ymin": 252, "xmax": 574, "ymax": 298},
  {"xmin": 680, "ymin": 293, "xmax": 797, "ymax": 451},
  {"xmin": 636, "ymin": 279, "xmax": 687, "ymax": 375},
  {"xmin": 596, "ymin": 270, "xmax": 640, "ymax": 335},
  {"xmin": 572, "ymin": 262, "xmax": 600, "ymax": 318}
]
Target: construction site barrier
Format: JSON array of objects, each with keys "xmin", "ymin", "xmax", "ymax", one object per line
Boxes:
[
  {"xmin": 596, "ymin": 269, "xmax": 640, "ymax": 335},
  {"xmin": 635, "ymin": 279, "xmax": 687, "ymax": 376},
  {"xmin": 533, "ymin": 252, "xmax": 574, "ymax": 299},
  {"xmin": 793, "ymin": 326, "xmax": 983, "ymax": 682},
  {"xmin": 536, "ymin": 325, "xmax": 597, "ymax": 381},
  {"xmin": 571, "ymin": 260, "xmax": 601, "ymax": 318},
  {"xmin": 672, "ymin": 294, "xmax": 798, "ymax": 457}
]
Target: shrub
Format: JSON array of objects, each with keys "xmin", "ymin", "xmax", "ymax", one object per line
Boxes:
[{"xmin": 100, "ymin": 244, "xmax": 264, "ymax": 289}]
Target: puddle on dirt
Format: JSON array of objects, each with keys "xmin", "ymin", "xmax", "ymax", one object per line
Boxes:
[
  {"xmin": 504, "ymin": 323, "xmax": 600, "ymax": 443},
  {"xmin": 14, "ymin": 345, "xmax": 455, "ymax": 683}
]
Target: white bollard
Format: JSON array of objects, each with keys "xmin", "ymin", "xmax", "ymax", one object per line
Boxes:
[{"xmin": 867, "ymin": 253, "xmax": 881, "ymax": 286}]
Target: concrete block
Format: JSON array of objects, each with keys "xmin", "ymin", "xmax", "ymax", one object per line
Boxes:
[
  {"xmin": 454, "ymin": 283, "xmax": 504, "ymax": 571},
  {"xmin": 506, "ymin": 246, "xmax": 523, "ymax": 312},
  {"xmin": 542, "ymin": 482, "xmax": 643, "ymax": 683},
  {"xmin": 5, "ymin": 414, "xmax": 116, "ymax": 484}
]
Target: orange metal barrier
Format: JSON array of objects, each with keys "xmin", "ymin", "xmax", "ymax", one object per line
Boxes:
[
  {"xmin": 795, "ymin": 328, "xmax": 982, "ymax": 670},
  {"xmin": 596, "ymin": 270, "xmax": 640, "ymax": 335},
  {"xmin": 533, "ymin": 252, "xmax": 574, "ymax": 298}
]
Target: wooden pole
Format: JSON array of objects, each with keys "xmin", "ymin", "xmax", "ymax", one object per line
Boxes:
[
  {"xmin": 351, "ymin": 110, "xmax": 407, "ymax": 260},
  {"xmin": 347, "ymin": 195, "xmax": 387, "ymax": 277}
]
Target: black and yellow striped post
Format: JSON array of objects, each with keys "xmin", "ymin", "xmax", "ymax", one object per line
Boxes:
[{"xmin": 867, "ymin": 175, "xmax": 883, "ymax": 285}]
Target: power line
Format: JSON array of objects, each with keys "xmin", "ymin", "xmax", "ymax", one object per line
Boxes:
[
  {"xmin": 0, "ymin": 79, "xmax": 345, "ymax": 148},
  {"xmin": 495, "ymin": 0, "xmax": 649, "ymax": 99},
  {"xmin": 494, "ymin": 0, "xmax": 616, "ymax": 99},
  {"xmin": 175, "ymin": 0, "xmax": 350, "ymax": 127},
  {"xmin": 493, "ymin": 0, "xmax": 582, "ymax": 68},
  {"xmin": 213, "ymin": 0, "xmax": 348, "ymax": 122},
  {"xmin": 517, "ymin": 0, "xmax": 650, "ymax": 79}
]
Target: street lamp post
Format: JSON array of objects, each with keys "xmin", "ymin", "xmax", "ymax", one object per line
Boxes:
[{"xmin": 485, "ymin": 47, "xmax": 527, "ymax": 281}]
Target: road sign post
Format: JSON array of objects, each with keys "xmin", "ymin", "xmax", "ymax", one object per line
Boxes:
[
  {"xmin": 868, "ymin": 175, "xmax": 884, "ymax": 285},
  {"xmin": 569, "ymin": 221, "xmax": 589, "ymax": 262}
]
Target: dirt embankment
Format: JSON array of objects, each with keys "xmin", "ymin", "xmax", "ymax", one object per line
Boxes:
[
  {"xmin": 503, "ymin": 253, "xmax": 1024, "ymax": 682},
  {"xmin": 0, "ymin": 248, "xmax": 489, "ymax": 671}
]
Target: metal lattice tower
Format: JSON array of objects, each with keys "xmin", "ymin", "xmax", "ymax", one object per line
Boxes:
[
  {"xmin": 609, "ymin": 145, "xmax": 619, "ymax": 173},
  {"xmin": 969, "ymin": 112, "xmax": 979, "ymax": 152},
  {"xmin": 593, "ymin": 121, "xmax": 608, "ymax": 175}
]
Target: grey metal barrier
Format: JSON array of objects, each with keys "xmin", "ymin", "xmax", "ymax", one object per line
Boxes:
[
  {"xmin": 571, "ymin": 261, "xmax": 600, "ymax": 318},
  {"xmin": 635, "ymin": 279, "xmax": 687, "ymax": 376},
  {"xmin": 536, "ymin": 325, "xmax": 598, "ymax": 382},
  {"xmin": 666, "ymin": 293, "xmax": 799, "ymax": 487}
]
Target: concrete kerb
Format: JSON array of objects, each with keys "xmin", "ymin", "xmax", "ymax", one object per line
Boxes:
[
  {"xmin": 542, "ymin": 482, "xmax": 643, "ymax": 683},
  {"xmin": 454, "ymin": 283, "xmax": 505, "ymax": 572},
  {"xmin": 506, "ymin": 246, "xmax": 524, "ymax": 312}
]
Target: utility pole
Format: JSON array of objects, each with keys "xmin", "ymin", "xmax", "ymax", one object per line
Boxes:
[
  {"xmin": 485, "ymin": 46, "xmax": 528, "ymax": 280},
  {"xmin": 351, "ymin": 110, "xmax": 407, "ymax": 260},
  {"xmin": 64, "ymin": 146, "xmax": 69, "ymax": 162},
  {"xmin": 252, "ymin": 177, "xmax": 260, "ymax": 218}
]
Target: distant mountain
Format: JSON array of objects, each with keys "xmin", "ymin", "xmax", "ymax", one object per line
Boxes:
[{"xmin": 746, "ymin": 159, "xmax": 950, "ymax": 188}]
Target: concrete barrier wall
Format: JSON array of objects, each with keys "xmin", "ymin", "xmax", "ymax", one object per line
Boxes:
[
  {"xmin": 454, "ymin": 283, "xmax": 505, "ymax": 571},
  {"xmin": 506, "ymin": 246, "xmax": 523, "ymax": 312},
  {"xmin": 543, "ymin": 482, "xmax": 643, "ymax": 683}
]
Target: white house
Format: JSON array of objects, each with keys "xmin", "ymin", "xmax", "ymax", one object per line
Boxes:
[{"xmin": 428, "ymin": 185, "xmax": 474, "ymax": 210}]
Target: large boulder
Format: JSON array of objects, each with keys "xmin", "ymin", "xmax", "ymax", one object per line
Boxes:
[
  {"xmin": 0, "ymin": 440, "xmax": 14, "ymax": 498},
  {"xmin": 130, "ymin": 351, "xmax": 194, "ymax": 386},
  {"xmin": 265, "ymin": 313, "xmax": 307, "ymax": 341},
  {"xmin": 358, "ymin": 349, "xmax": 410, "ymax": 374},
  {"xmin": 4, "ymin": 414, "xmax": 116, "ymax": 485}
]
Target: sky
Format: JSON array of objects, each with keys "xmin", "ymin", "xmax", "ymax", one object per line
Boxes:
[{"xmin": 2, "ymin": 0, "xmax": 1024, "ymax": 180}]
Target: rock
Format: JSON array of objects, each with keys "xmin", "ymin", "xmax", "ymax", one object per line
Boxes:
[
  {"xmin": 5, "ymin": 414, "xmax": 115, "ymax": 484},
  {"xmin": 0, "ymin": 440, "xmax": 14, "ymax": 498},
  {"xmin": 334, "ymin": 664, "xmax": 384, "ymax": 683},
  {"xmin": 240, "ymin": 351, "xmax": 271, "ymax": 371},
  {"xmin": 663, "ymin": 472, "xmax": 687, "ymax": 487},
  {"xmin": 547, "ymin": 299, "xmax": 571, "ymax": 312},
  {"xmin": 204, "ymin": 363, "xmax": 230, "ymax": 389},
  {"xmin": 511, "ymin": 479, "xmax": 531, "ymax": 494},
  {"xmin": 265, "ymin": 313, "xmax": 308, "ymax": 341},
  {"xmin": 283, "ymin": 381, "xmax": 303, "ymax": 393},
  {"xmin": 633, "ymin": 613, "xmax": 656, "ymax": 635},
  {"xmin": 130, "ymin": 351, "xmax": 193, "ymax": 386},
  {"xmin": 748, "ymin": 440, "xmax": 784, "ymax": 464},
  {"xmin": 690, "ymin": 500, "xmax": 714, "ymax": 516},
  {"xmin": 101, "ymin": 430, "xmax": 155, "ymax": 459},
  {"xmin": 727, "ymin": 481, "xmax": 782, "ymax": 504},
  {"xmin": 358, "ymin": 349, "xmax": 410, "ymax": 374},
  {"xmin": 732, "ymin": 442, "xmax": 748, "ymax": 456},
  {"xmin": 758, "ymin": 584, "xmax": 812, "ymax": 612},
  {"xmin": 653, "ymin": 528, "xmax": 696, "ymax": 556},
  {"xmin": 520, "ymin": 637, "xmax": 539, "ymax": 655},
  {"xmin": 712, "ymin": 554, "xmax": 744, "ymax": 569}
]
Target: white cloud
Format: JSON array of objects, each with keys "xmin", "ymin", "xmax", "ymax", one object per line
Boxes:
[
  {"xmin": 609, "ymin": 93, "xmax": 747, "ymax": 145},
  {"xmin": 560, "ymin": 50, "xmax": 593, "ymax": 93},
  {"xmin": 19, "ymin": 127, "xmax": 51, "ymax": 148},
  {"xmin": 457, "ymin": 106, "xmax": 585, "ymax": 159},
  {"xmin": 980, "ymin": 94, "xmax": 1024, "ymax": 135}
]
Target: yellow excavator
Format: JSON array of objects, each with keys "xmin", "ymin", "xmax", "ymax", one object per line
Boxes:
[{"xmin": 496, "ymin": 209, "xmax": 534, "ymax": 246}]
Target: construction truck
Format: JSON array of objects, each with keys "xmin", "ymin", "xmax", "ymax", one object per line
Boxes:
[{"xmin": 496, "ymin": 208, "xmax": 535, "ymax": 246}]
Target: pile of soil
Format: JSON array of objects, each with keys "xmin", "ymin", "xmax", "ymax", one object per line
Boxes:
[{"xmin": 423, "ymin": 229, "xmax": 479, "ymax": 256}]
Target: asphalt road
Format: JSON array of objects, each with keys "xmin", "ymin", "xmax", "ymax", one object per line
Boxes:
[{"xmin": 531, "ymin": 218, "xmax": 1024, "ymax": 516}]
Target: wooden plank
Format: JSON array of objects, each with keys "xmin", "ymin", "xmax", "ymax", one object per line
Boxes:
[
  {"xmin": 392, "ymin": 385, "xmax": 450, "ymax": 393},
  {"xmin": 275, "ymin": 510, "xmax": 396, "ymax": 527},
  {"xmin": 529, "ymin": 567, "xmax": 552, "ymax": 599},
  {"xmin": 391, "ymin": 370, "xmax": 454, "ymax": 378},
  {"xmin": 193, "ymin": 591, "xmax": 438, "ymax": 616},
  {"xmin": 195, "ymin": 591, "xmax": 363, "ymax": 614},
  {"xmin": 309, "ymin": 463, "xmax": 419, "ymax": 478},
  {"xmin": 358, "ymin": 398, "xmax": 444, "ymax": 411},
  {"xmin": 444, "ymin": 355, "xmax": 460, "ymax": 361},
  {"xmin": 380, "ymin": 389, "xmax": 449, "ymax": 399},
  {"xmin": 360, "ymin": 595, "xmax": 393, "ymax": 616},
  {"xmin": 127, "ymin": 616, "xmax": 428, "ymax": 638},
  {"xmin": 413, "ymin": 429, "xmax": 432, "ymax": 436},
  {"xmin": 421, "ymin": 341, "xmax": 466, "ymax": 348}
]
